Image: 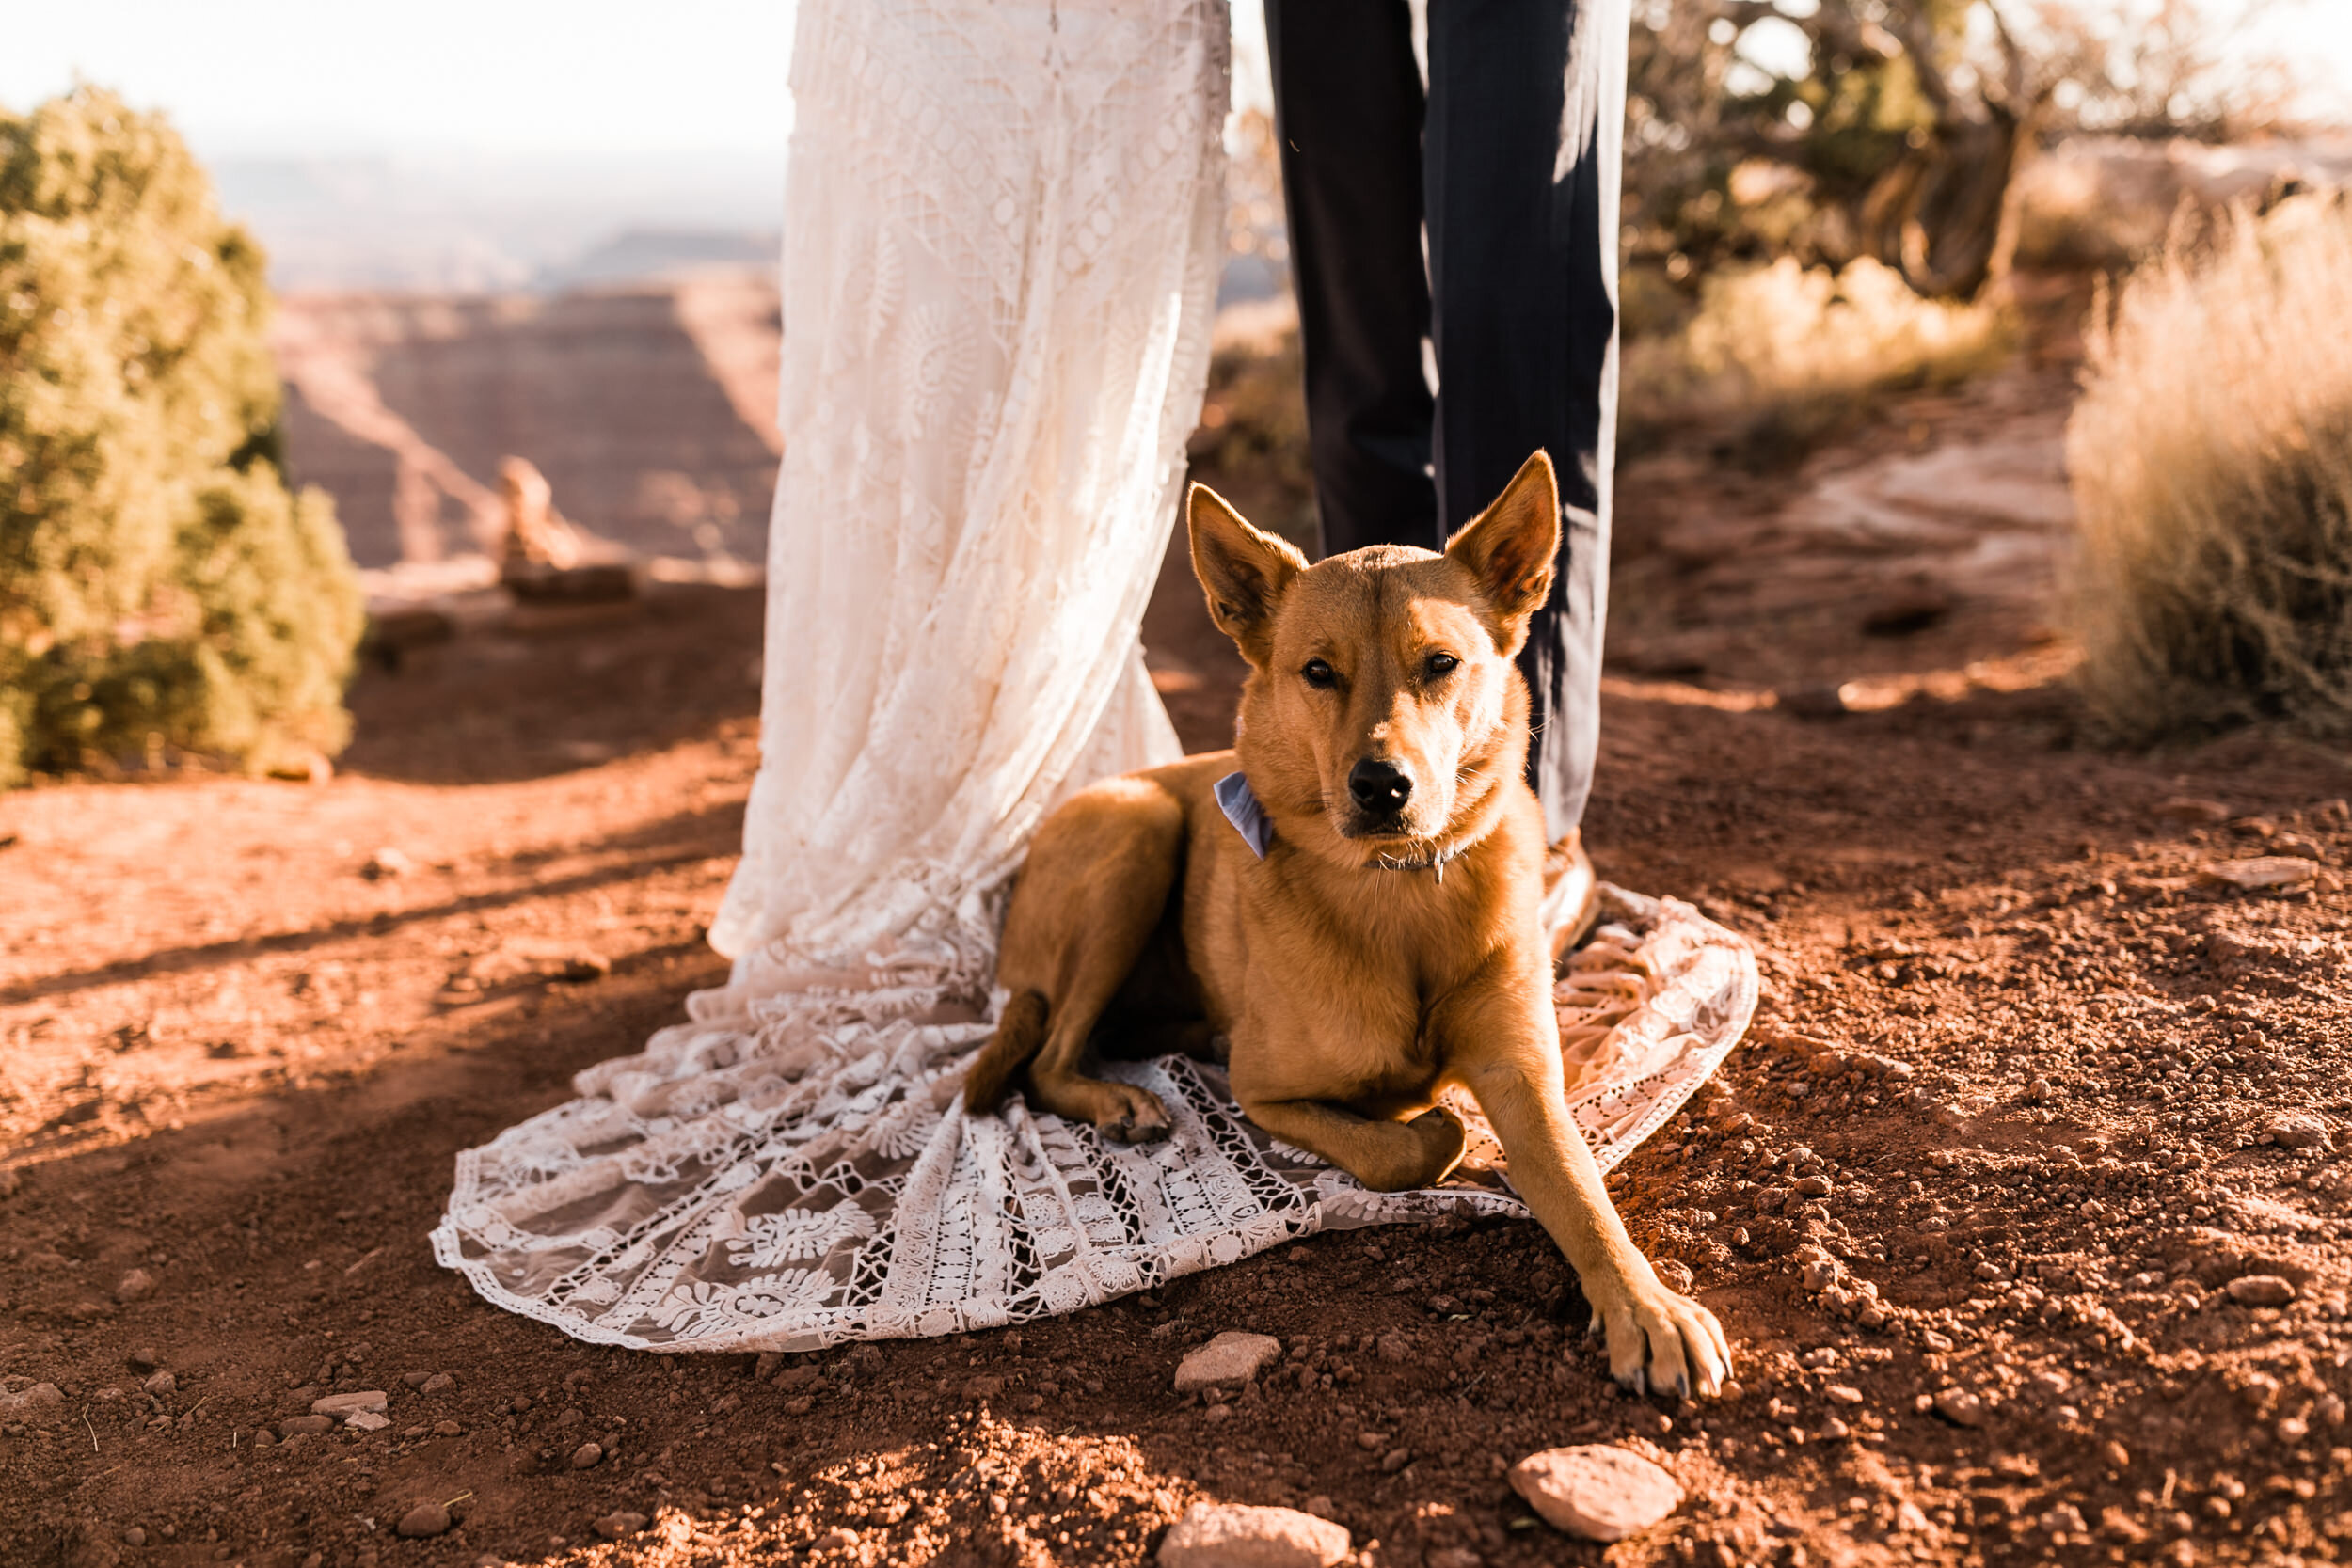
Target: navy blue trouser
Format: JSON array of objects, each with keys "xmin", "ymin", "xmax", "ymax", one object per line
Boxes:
[{"xmin": 1265, "ymin": 0, "xmax": 1629, "ymax": 842}]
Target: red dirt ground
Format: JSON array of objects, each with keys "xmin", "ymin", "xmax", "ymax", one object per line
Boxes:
[{"xmin": 7, "ymin": 364, "xmax": 2352, "ymax": 1568}]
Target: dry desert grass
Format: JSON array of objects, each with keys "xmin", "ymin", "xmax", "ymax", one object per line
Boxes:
[
  {"xmin": 2067, "ymin": 193, "xmax": 2352, "ymax": 741},
  {"xmin": 1622, "ymin": 257, "xmax": 2013, "ymax": 458}
]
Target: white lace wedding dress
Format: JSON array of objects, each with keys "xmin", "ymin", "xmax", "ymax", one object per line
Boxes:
[{"xmin": 433, "ymin": 0, "xmax": 1758, "ymax": 1353}]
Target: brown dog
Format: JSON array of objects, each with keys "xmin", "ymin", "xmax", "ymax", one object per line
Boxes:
[{"xmin": 965, "ymin": 451, "xmax": 1730, "ymax": 1396}]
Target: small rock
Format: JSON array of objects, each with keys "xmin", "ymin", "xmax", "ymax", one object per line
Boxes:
[
  {"xmin": 1778, "ymin": 683, "xmax": 1852, "ymax": 720},
  {"xmin": 122, "ymin": 1527, "xmax": 148, "ymax": 1547},
  {"xmin": 1933, "ymin": 1387, "xmax": 1987, "ymax": 1427},
  {"xmin": 419, "ymin": 1373, "xmax": 455, "ymax": 1394},
  {"xmin": 278, "ymin": 1416, "xmax": 333, "ymax": 1437},
  {"xmin": 402, "ymin": 1371, "xmax": 432, "ymax": 1388},
  {"xmin": 569, "ymin": 1441, "xmax": 602, "ymax": 1469},
  {"xmin": 2153, "ymin": 797, "xmax": 2232, "ymax": 824},
  {"xmin": 115, "ymin": 1269, "xmax": 158, "ymax": 1303},
  {"xmin": 1173, "ymin": 1332, "xmax": 1283, "ymax": 1394},
  {"xmin": 591, "ymin": 1513, "xmax": 648, "ymax": 1542},
  {"xmin": 0, "ymin": 1381, "xmax": 65, "ymax": 1416},
  {"xmin": 1825, "ymin": 1385, "xmax": 1864, "ymax": 1405},
  {"xmin": 394, "ymin": 1504, "xmax": 450, "ymax": 1539},
  {"xmin": 312, "ymin": 1390, "xmax": 389, "ymax": 1419},
  {"xmin": 141, "ymin": 1371, "xmax": 176, "ymax": 1397},
  {"xmin": 248, "ymin": 1430, "xmax": 276, "ymax": 1449},
  {"xmin": 1508, "ymin": 1445, "xmax": 1684, "ymax": 1543},
  {"xmin": 361, "ymin": 848, "xmax": 413, "ymax": 880},
  {"xmin": 2042, "ymin": 1503, "xmax": 2089, "ymax": 1536},
  {"xmin": 345, "ymin": 1411, "xmax": 390, "ymax": 1432},
  {"xmin": 126, "ymin": 1349, "xmax": 159, "ymax": 1372},
  {"xmin": 1156, "ymin": 1500, "xmax": 1351, "ymax": 1567},
  {"xmin": 2227, "ymin": 1275, "xmax": 2296, "ymax": 1307},
  {"xmin": 1380, "ymin": 1447, "xmax": 1412, "ymax": 1473},
  {"xmin": 2263, "ymin": 1112, "xmax": 2332, "ymax": 1151},
  {"xmin": 2102, "ymin": 1440, "xmax": 2130, "ymax": 1469},
  {"xmin": 433, "ymin": 1421, "xmax": 462, "ymax": 1437},
  {"xmin": 961, "ymin": 1376, "xmax": 1003, "ymax": 1401},
  {"xmin": 754, "ymin": 1352, "xmax": 786, "ymax": 1380},
  {"xmin": 2198, "ymin": 856, "xmax": 2318, "ymax": 893},
  {"xmin": 815, "ymin": 1528, "xmax": 860, "ymax": 1549},
  {"xmin": 266, "ymin": 752, "xmax": 334, "ymax": 784},
  {"xmin": 783, "ymin": 1395, "xmax": 814, "ymax": 1416}
]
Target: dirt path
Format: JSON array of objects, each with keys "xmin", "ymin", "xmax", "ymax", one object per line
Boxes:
[{"xmin": 6, "ymin": 383, "xmax": 2352, "ymax": 1568}]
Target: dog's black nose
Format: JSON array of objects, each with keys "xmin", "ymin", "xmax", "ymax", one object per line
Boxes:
[{"xmin": 1347, "ymin": 758, "xmax": 1413, "ymax": 813}]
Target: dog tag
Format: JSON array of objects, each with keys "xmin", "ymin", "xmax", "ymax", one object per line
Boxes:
[{"xmin": 1214, "ymin": 771, "xmax": 1274, "ymax": 860}]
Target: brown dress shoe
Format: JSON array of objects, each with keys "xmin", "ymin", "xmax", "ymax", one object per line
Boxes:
[{"xmin": 1539, "ymin": 827, "xmax": 1602, "ymax": 964}]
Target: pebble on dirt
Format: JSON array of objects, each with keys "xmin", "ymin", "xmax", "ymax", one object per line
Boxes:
[
  {"xmin": 311, "ymin": 1390, "xmax": 389, "ymax": 1419},
  {"xmin": 1156, "ymin": 1500, "xmax": 1351, "ymax": 1568},
  {"xmin": 1507, "ymin": 1445, "xmax": 1684, "ymax": 1542},
  {"xmin": 2197, "ymin": 855, "xmax": 2318, "ymax": 892},
  {"xmin": 2262, "ymin": 1111, "xmax": 2332, "ymax": 1151},
  {"xmin": 1173, "ymin": 1331, "xmax": 1283, "ymax": 1393},
  {"xmin": 114, "ymin": 1268, "xmax": 157, "ymax": 1303},
  {"xmin": 1933, "ymin": 1387, "xmax": 1989, "ymax": 1427},
  {"xmin": 394, "ymin": 1503, "xmax": 450, "ymax": 1538},
  {"xmin": 569, "ymin": 1441, "xmax": 602, "ymax": 1469},
  {"xmin": 361, "ymin": 847, "xmax": 413, "ymax": 880},
  {"xmin": 2227, "ymin": 1275, "xmax": 2297, "ymax": 1307},
  {"xmin": 591, "ymin": 1512, "xmax": 649, "ymax": 1541},
  {"xmin": 0, "ymin": 1382, "xmax": 65, "ymax": 1416}
]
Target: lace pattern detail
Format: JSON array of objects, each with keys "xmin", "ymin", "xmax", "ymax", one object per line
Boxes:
[{"xmin": 433, "ymin": 888, "xmax": 1756, "ymax": 1351}]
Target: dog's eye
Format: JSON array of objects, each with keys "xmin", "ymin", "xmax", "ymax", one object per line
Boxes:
[
  {"xmin": 1424, "ymin": 652, "xmax": 1459, "ymax": 679},
  {"xmin": 1301, "ymin": 658, "xmax": 1336, "ymax": 689}
]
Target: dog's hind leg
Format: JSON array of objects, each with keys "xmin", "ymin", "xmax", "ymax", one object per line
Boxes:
[
  {"xmin": 962, "ymin": 990, "xmax": 1049, "ymax": 1114},
  {"xmin": 992, "ymin": 776, "xmax": 1186, "ymax": 1142},
  {"xmin": 1237, "ymin": 1097, "xmax": 1470, "ymax": 1193}
]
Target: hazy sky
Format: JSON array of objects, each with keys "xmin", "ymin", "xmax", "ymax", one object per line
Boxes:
[
  {"xmin": 1, "ymin": 0, "xmax": 2337, "ymax": 163},
  {"xmin": 0, "ymin": 0, "xmax": 1280, "ymax": 160},
  {"xmin": 1, "ymin": 0, "xmax": 807, "ymax": 157}
]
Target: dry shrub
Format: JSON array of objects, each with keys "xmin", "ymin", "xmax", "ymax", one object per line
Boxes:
[
  {"xmin": 0, "ymin": 87, "xmax": 363, "ymax": 786},
  {"xmin": 1622, "ymin": 257, "xmax": 2011, "ymax": 459},
  {"xmin": 2066, "ymin": 194, "xmax": 2352, "ymax": 741}
]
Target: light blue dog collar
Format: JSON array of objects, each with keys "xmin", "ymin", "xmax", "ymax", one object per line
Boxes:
[{"xmin": 1214, "ymin": 771, "xmax": 1274, "ymax": 860}]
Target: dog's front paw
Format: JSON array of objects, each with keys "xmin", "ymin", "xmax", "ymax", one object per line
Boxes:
[{"xmin": 1588, "ymin": 1268, "xmax": 1732, "ymax": 1400}]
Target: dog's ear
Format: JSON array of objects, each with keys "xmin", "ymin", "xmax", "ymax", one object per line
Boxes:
[
  {"xmin": 1444, "ymin": 450, "xmax": 1560, "ymax": 648},
  {"xmin": 1189, "ymin": 483, "xmax": 1307, "ymax": 667}
]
